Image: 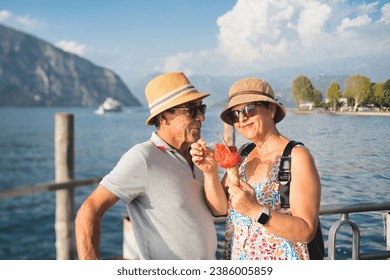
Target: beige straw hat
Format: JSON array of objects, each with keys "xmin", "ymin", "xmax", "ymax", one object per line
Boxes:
[
  {"xmin": 220, "ymin": 77, "xmax": 286, "ymax": 125},
  {"xmin": 145, "ymin": 72, "xmax": 210, "ymax": 125}
]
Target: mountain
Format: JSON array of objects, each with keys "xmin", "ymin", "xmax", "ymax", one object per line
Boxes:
[
  {"xmin": 130, "ymin": 72, "xmax": 341, "ymax": 109},
  {"xmin": 131, "ymin": 72, "xmax": 282, "ymax": 108},
  {"xmin": 131, "ymin": 64, "xmax": 388, "ymax": 110},
  {"xmin": 0, "ymin": 24, "xmax": 141, "ymax": 107}
]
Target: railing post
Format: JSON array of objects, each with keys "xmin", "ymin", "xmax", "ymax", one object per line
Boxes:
[
  {"xmin": 55, "ymin": 113, "xmax": 75, "ymax": 260},
  {"xmin": 387, "ymin": 213, "xmax": 390, "ymax": 258},
  {"xmin": 327, "ymin": 213, "xmax": 360, "ymax": 260},
  {"xmin": 223, "ymin": 123, "xmax": 235, "ymax": 146}
]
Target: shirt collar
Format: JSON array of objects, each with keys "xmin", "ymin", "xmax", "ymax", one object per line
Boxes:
[{"xmin": 150, "ymin": 132, "xmax": 175, "ymax": 152}]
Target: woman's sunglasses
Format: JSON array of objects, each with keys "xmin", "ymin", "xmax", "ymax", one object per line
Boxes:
[
  {"xmin": 171, "ymin": 104, "xmax": 207, "ymax": 119},
  {"xmin": 227, "ymin": 103, "xmax": 259, "ymax": 124}
]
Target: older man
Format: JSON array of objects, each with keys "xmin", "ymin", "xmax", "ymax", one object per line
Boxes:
[{"xmin": 75, "ymin": 72, "xmax": 222, "ymax": 260}]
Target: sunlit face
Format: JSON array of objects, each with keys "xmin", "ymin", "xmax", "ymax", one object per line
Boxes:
[
  {"xmin": 230, "ymin": 102, "xmax": 273, "ymax": 141},
  {"xmin": 166, "ymin": 100, "xmax": 206, "ymax": 144}
]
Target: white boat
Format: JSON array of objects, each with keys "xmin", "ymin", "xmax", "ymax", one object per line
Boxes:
[{"xmin": 95, "ymin": 97, "xmax": 122, "ymax": 114}]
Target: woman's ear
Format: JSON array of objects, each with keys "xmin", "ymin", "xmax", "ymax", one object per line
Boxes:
[{"xmin": 268, "ymin": 103, "xmax": 277, "ymax": 119}]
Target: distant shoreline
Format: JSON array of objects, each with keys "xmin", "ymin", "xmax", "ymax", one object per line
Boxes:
[{"xmin": 287, "ymin": 109, "xmax": 390, "ymax": 117}]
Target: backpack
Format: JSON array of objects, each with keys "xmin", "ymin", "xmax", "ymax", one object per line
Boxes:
[{"xmin": 239, "ymin": 140, "xmax": 325, "ymax": 260}]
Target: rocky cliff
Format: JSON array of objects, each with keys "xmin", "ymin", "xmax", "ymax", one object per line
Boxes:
[{"xmin": 0, "ymin": 24, "xmax": 141, "ymax": 107}]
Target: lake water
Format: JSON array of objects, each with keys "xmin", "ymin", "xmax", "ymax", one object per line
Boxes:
[{"xmin": 0, "ymin": 107, "xmax": 389, "ymax": 260}]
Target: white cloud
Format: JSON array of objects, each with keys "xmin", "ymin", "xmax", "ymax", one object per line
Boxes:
[
  {"xmin": 157, "ymin": 0, "xmax": 390, "ymax": 78},
  {"xmin": 16, "ymin": 15, "xmax": 46, "ymax": 29},
  {"xmin": 337, "ymin": 15, "xmax": 372, "ymax": 33},
  {"xmin": 216, "ymin": 0, "xmax": 295, "ymax": 63},
  {"xmin": 0, "ymin": 10, "xmax": 12, "ymax": 22},
  {"xmin": 296, "ymin": 2, "xmax": 332, "ymax": 47},
  {"xmin": 0, "ymin": 9, "xmax": 46, "ymax": 30},
  {"xmin": 357, "ymin": 1, "xmax": 380, "ymax": 15},
  {"xmin": 380, "ymin": 3, "xmax": 390, "ymax": 24},
  {"xmin": 156, "ymin": 52, "xmax": 195, "ymax": 75},
  {"xmin": 55, "ymin": 40, "xmax": 86, "ymax": 56}
]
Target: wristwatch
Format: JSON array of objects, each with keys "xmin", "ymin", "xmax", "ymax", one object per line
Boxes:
[{"xmin": 257, "ymin": 206, "xmax": 270, "ymax": 225}]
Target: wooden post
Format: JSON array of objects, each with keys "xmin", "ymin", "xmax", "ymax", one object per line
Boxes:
[
  {"xmin": 223, "ymin": 123, "xmax": 235, "ymax": 146},
  {"xmin": 55, "ymin": 113, "xmax": 75, "ymax": 260}
]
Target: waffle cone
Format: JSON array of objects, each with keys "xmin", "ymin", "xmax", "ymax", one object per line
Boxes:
[{"xmin": 226, "ymin": 166, "xmax": 239, "ymax": 186}]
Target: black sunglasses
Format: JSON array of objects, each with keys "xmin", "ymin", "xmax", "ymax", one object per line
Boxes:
[
  {"xmin": 227, "ymin": 103, "xmax": 259, "ymax": 124},
  {"xmin": 171, "ymin": 104, "xmax": 207, "ymax": 119}
]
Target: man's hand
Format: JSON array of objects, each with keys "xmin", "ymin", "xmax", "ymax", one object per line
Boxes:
[{"xmin": 190, "ymin": 139, "xmax": 218, "ymax": 174}]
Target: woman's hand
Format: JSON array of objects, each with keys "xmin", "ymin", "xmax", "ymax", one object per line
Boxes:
[
  {"xmin": 228, "ymin": 180, "xmax": 261, "ymax": 220},
  {"xmin": 190, "ymin": 139, "xmax": 218, "ymax": 174}
]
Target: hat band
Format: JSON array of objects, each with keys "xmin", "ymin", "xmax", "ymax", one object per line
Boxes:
[
  {"xmin": 229, "ymin": 91, "xmax": 275, "ymax": 102},
  {"xmin": 149, "ymin": 83, "xmax": 196, "ymax": 113}
]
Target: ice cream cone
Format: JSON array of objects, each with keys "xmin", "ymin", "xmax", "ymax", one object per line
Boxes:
[
  {"xmin": 226, "ymin": 165, "xmax": 239, "ymax": 186},
  {"xmin": 214, "ymin": 141, "xmax": 241, "ymax": 187}
]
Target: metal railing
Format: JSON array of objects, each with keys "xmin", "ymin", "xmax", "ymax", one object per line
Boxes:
[{"xmin": 319, "ymin": 201, "xmax": 390, "ymax": 260}]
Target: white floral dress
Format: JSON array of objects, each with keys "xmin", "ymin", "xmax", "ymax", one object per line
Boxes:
[{"xmin": 223, "ymin": 156, "xmax": 310, "ymax": 260}]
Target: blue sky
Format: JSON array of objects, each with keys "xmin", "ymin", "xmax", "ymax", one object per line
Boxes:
[{"xmin": 1, "ymin": 0, "xmax": 389, "ymax": 89}]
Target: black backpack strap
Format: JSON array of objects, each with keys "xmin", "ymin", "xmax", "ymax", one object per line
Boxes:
[
  {"xmin": 240, "ymin": 140, "xmax": 304, "ymax": 208},
  {"xmin": 278, "ymin": 140, "xmax": 304, "ymax": 208},
  {"xmin": 239, "ymin": 142, "xmax": 256, "ymax": 158}
]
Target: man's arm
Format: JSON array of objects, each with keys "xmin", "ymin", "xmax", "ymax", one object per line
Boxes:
[
  {"xmin": 190, "ymin": 140, "xmax": 228, "ymax": 216},
  {"xmin": 75, "ymin": 184, "xmax": 119, "ymax": 259}
]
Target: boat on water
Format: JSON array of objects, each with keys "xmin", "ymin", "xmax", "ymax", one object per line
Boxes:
[{"xmin": 95, "ymin": 97, "xmax": 122, "ymax": 114}]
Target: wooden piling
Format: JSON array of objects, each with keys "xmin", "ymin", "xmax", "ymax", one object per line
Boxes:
[{"xmin": 55, "ymin": 113, "xmax": 75, "ymax": 260}]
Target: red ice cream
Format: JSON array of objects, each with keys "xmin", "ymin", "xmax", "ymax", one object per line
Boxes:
[
  {"xmin": 215, "ymin": 144, "xmax": 241, "ymax": 186},
  {"xmin": 215, "ymin": 144, "xmax": 241, "ymax": 168}
]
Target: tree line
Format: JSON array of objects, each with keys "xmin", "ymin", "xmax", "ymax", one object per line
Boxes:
[{"xmin": 292, "ymin": 74, "xmax": 390, "ymax": 111}]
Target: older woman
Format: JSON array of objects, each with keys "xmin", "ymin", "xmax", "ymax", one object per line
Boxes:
[{"xmin": 191, "ymin": 77, "xmax": 321, "ymax": 260}]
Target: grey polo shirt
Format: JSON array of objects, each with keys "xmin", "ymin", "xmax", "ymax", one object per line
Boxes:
[{"xmin": 101, "ymin": 132, "xmax": 217, "ymax": 260}]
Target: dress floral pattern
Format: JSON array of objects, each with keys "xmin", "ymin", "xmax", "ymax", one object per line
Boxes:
[{"xmin": 223, "ymin": 156, "xmax": 309, "ymax": 260}]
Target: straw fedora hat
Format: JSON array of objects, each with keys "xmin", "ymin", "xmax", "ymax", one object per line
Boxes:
[
  {"xmin": 145, "ymin": 72, "xmax": 210, "ymax": 126},
  {"xmin": 220, "ymin": 77, "xmax": 286, "ymax": 125}
]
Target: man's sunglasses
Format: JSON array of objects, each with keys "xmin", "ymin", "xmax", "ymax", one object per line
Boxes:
[
  {"xmin": 227, "ymin": 103, "xmax": 260, "ymax": 124},
  {"xmin": 171, "ymin": 104, "xmax": 207, "ymax": 119}
]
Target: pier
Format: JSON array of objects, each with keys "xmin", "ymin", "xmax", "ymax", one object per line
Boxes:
[{"xmin": 0, "ymin": 113, "xmax": 389, "ymax": 260}]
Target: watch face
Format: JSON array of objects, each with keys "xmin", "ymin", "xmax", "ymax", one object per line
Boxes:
[
  {"xmin": 258, "ymin": 213, "xmax": 269, "ymax": 225},
  {"xmin": 257, "ymin": 207, "xmax": 270, "ymax": 225}
]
